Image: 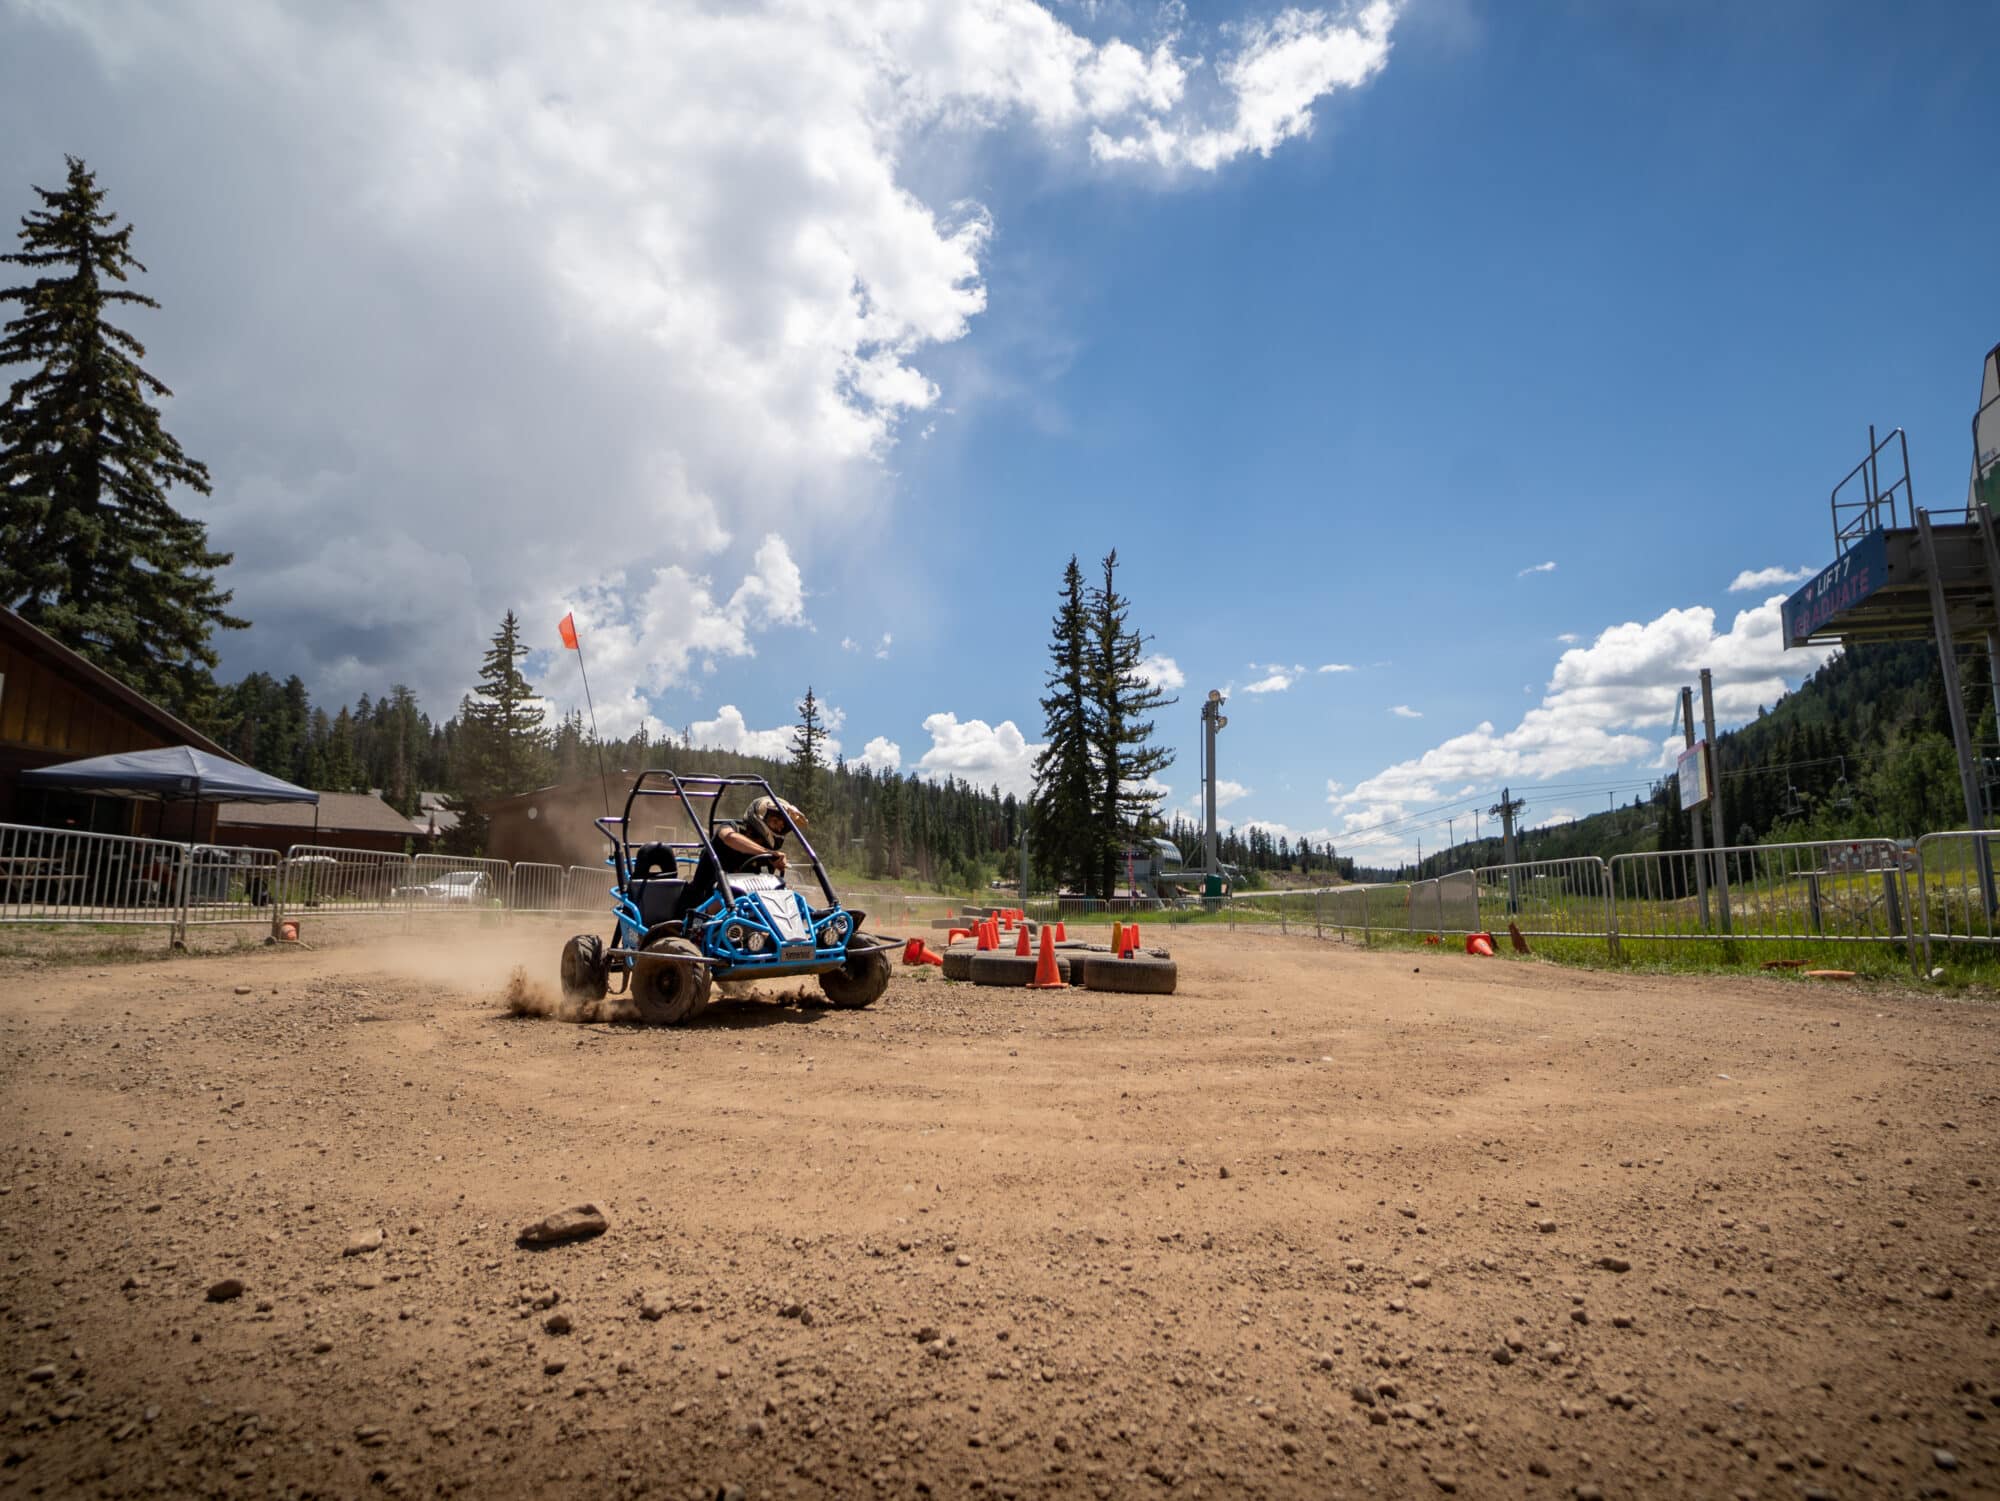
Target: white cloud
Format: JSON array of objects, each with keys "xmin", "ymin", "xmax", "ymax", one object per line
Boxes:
[
  {"xmin": 1518, "ymin": 561, "xmax": 1557, "ymax": 577},
  {"xmin": 1729, "ymin": 565, "xmax": 1813, "ymax": 593},
  {"xmin": 1317, "ymin": 662, "xmax": 1354, "ymax": 674},
  {"xmin": 1243, "ymin": 664, "xmax": 1299, "ymax": 693},
  {"xmin": 853, "ymin": 735, "xmax": 902, "ymax": 772},
  {"xmin": 687, "ymin": 704, "xmax": 834, "ymax": 761},
  {"xmin": 914, "ymin": 711, "xmax": 1044, "ymax": 799},
  {"xmin": 1325, "ymin": 596, "xmax": 1832, "ymax": 862},
  {"xmin": 1390, "ymin": 704, "xmax": 1422, "ymax": 718},
  {"xmin": 1214, "ymin": 778, "xmax": 1251, "ymax": 808},
  {"xmin": 1138, "ymin": 653, "xmax": 1185, "ymax": 692},
  {"xmin": 1555, "ymin": 632, "xmax": 1580, "ymax": 645},
  {"xmin": 1090, "ymin": 1, "xmax": 1398, "ymax": 170},
  {"xmin": 7, "ymin": 0, "xmax": 1405, "ymax": 716},
  {"xmin": 559, "ymin": 534, "xmax": 809, "ymax": 735},
  {"xmin": 873, "ymin": 632, "xmax": 893, "ymax": 660},
  {"xmin": 839, "ymin": 637, "xmax": 859, "ymax": 653}
]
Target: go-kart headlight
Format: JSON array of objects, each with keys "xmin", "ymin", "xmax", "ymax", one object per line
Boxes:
[
  {"xmin": 824, "ymin": 914, "xmax": 849, "ymax": 944},
  {"xmin": 725, "ymin": 922, "xmax": 746, "ymax": 948},
  {"xmin": 744, "ymin": 929, "xmax": 768, "ymax": 953}
]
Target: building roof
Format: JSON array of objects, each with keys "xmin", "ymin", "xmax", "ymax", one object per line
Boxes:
[
  {"xmin": 216, "ymin": 789, "xmax": 417, "ymax": 835},
  {"xmin": 0, "ymin": 607, "xmax": 234, "ymax": 758}
]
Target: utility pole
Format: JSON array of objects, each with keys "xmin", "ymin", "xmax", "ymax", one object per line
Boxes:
[
  {"xmin": 1699, "ymin": 668, "xmax": 1731, "ymax": 932},
  {"xmin": 1489, "ymin": 787, "xmax": 1524, "ymax": 911},
  {"xmin": 1447, "ymin": 817, "xmax": 1455, "ymax": 868},
  {"xmin": 1199, "ymin": 691, "xmax": 1228, "ymax": 905},
  {"xmin": 1680, "ymin": 685, "xmax": 1711, "ymax": 927}
]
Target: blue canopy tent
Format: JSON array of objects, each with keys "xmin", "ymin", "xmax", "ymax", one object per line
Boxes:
[{"xmin": 20, "ymin": 746, "xmax": 319, "ymax": 843}]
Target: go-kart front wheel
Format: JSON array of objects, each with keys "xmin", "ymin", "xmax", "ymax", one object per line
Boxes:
[
  {"xmin": 559, "ymin": 933, "xmax": 608, "ymax": 1002},
  {"xmin": 632, "ymin": 936, "xmax": 713, "ymax": 1026},
  {"xmin": 817, "ymin": 945, "xmax": 890, "ymax": 1009}
]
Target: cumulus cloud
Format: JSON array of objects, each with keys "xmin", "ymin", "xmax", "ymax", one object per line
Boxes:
[
  {"xmin": 853, "ymin": 735, "xmax": 902, "ymax": 772},
  {"xmin": 1325, "ymin": 596, "xmax": 1832, "ymax": 861},
  {"xmin": 1090, "ymin": 1, "xmax": 1398, "ymax": 170},
  {"xmin": 914, "ymin": 711, "xmax": 1045, "ymax": 799},
  {"xmin": 1390, "ymin": 704, "xmax": 1422, "ymax": 718},
  {"xmin": 1, "ymin": 0, "xmax": 1403, "ymax": 716},
  {"xmin": 1518, "ymin": 561, "xmax": 1557, "ymax": 577},
  {"xmin": 559, "ymin": 535, "xmax": 807, "ymax": 735},
  {"xmin": 873, "ymin": 633, "xmax": 893, "ymax": 660},
  {"xmin": 687, "ymin": 704, "xmax": 832, "ymax": 761},
  {"xmin": 1213, "ymin": 778, "xmax": 1251, "ymax": 807},
  {"xmin": 1729, "ymin": 565, "xmax": 1813, "ymax": 593},
  {"xmin": 1138, "ymin": 654, "xmax": 1185, "ymax": 692},
  {"xmin": 1317, "ymin": 662, "xmax": 1354, "ymax": 673}
]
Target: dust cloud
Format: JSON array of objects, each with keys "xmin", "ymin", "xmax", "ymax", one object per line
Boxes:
[{"xmin": 502, "ymin": 964, "xmax": 638, "ymax": 1024}]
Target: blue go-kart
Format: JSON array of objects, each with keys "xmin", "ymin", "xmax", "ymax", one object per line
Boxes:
[{"xmin": 559, "ymin": 771, "xmax": 897, "ymax": 1025}]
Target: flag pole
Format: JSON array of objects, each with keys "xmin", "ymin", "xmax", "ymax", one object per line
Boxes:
[{"xmin": 562, "ymin": 614, "xmax": 613, "ymax": 818}]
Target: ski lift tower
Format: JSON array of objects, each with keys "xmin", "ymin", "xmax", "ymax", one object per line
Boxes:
[
  {"xmin": 1782, "ymin": 341, "xmax": 2000, "ymax": 911},
  {"xmin": 1198, "ymin": 689, "xmax": 1229, "ymax": 903}
]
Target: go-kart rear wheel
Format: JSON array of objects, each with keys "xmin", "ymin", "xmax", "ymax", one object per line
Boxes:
[
  {"xmin": 818, "ymin": 945, "xmax": 891, "ymax": 1009},
  {"xmin": 631, "ymin": 936, "xmax": 712, "ymax": 1026},
  {"xmin": 560, "ymin": 933, "xmax": 608, "ymax": 1002}
]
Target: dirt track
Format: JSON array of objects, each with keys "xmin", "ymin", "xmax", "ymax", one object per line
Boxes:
[{"xmin": 1, "ymin": 921, "xmax": 1996, "ymax": 1499}]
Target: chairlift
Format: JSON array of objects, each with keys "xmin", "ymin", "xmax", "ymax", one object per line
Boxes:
[{"xmin": 1781, "ymin": 781, "xmax": 1808, "ymax": 819}]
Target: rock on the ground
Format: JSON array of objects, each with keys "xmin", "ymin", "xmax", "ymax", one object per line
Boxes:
[
  {"xmin": 518, "ymin": 1204, "xmax": 609, "ymax": 1247},
  {"xmin": 342, "ymin": 1227, "xmax": 384, "ymax": 1257},
  {"xmin": 206, "ymin": 1278, "xmax": 245, "ymax": 1302}
]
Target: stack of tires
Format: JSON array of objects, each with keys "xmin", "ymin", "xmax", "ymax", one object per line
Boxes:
[{"xmin": 938, "ymin": 938, "xmax": 1176, "ymax": 995}]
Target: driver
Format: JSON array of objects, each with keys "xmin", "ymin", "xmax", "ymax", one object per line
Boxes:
[{"xmin": 716, "ymin": 796, "xmax": 805, "ymax": 878}]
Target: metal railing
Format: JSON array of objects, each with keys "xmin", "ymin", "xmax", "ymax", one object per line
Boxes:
[{"xmin": 10, "ymin": 818, "xmax": 1999, "ymax": 976}]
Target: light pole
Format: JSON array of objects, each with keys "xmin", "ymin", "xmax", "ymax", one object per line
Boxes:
[{"xmin": 1200, "ymin": 690, "xmax": 1228, "ymax": 902}]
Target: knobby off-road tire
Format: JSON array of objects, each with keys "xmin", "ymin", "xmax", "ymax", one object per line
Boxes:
[
  {"xmin": 941, "ymin": 947, "xmax": 975, "ymax": 982},
  {"xmin": 560, "ymin": 933, "xmax": 608, "ymax": 1002},
  {"xmin": 819, "ymin": 945, "xmax": 892, "ymax": 1009},
  {"xmin": 1077, "ymin": 954, "xmax": 1178, "ymax": 995},
  {"xmin": 632, "ymin": 936, "xmax": 712, "ymax": 1025}
]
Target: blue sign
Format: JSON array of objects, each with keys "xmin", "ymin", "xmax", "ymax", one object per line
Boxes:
[{"xmin": 1783, "ymin": 528, "xmax": 1889, "ymax": 647}]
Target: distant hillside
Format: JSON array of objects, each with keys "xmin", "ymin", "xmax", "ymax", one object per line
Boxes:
[{"xmin": 1407, "ymin": 638, "xmax": 1986, "ymax": 878}]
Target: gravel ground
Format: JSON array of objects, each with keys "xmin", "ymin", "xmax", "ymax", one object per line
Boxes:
[{"xmin": 1, "ymin": 919, "xmax": 1996, "ymax": 1499}]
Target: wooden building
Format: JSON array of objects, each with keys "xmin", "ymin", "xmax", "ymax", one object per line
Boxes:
[
  {"xmin": 215, "ymin": 790, "xmax": 422, "ymax": 856},
  {"xmin": 0, "ymin": 608, "xmax": 234, "ymax": 838}
]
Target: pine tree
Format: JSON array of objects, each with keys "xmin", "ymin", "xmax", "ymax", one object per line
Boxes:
[
  {"xmin": 0, "ymin": 157, "xmax": 243, "ymax": 717},
  {"xmin": 444, "ymin": 612, "xmax": 551, "ymax": 851},
  {"xmin": 787, "ymin": 685, "xmax": 827, "ymax": 821},
  {"xmin": 1087, "ymin": 549, "xmax": 1176, "ymax": 901},
  {"xmin": 1029, "ymin": 556, "xmax": 1097, "ymax": 894}
]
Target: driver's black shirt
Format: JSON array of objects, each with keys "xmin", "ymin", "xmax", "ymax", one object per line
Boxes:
[{"xmin": 716, "ymin": 817, "xmax": 787, "ymax": 875}]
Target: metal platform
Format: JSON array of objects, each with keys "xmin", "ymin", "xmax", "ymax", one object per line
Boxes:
[{"xmin": 1783, "ymin": 512, "xmax": 2000, "ymax": 648}]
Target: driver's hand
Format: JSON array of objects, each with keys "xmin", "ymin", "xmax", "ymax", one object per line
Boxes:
[{"xmin": 774, "ymin": 853, "xmax": 788, "ymax": 875}]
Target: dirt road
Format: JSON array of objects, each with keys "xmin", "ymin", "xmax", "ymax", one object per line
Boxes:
[{"xmin": 1, "ymin": 922, "xmax": 1995, "ymax": 1498}]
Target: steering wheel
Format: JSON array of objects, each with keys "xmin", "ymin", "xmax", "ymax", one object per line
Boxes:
[{"xmin": 739, "ymin": 851, "xmax": 783, "ymax": 875}]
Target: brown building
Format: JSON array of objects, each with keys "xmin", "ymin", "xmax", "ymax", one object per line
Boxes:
[
  {"xmin": 483, "ymin": 775, "xmax": 701, "ymax": 869},
  {"xmin": 0, "ymin": 607, "xmax": 235, "ymax": 838},
  {"xmin": 215, "ymin": 790, "xmax": 422, "ymax": 856}
]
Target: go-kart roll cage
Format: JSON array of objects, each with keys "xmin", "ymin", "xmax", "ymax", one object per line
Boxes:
[{"xmin": 594, "ymin": 770, "xmax": 841, "ymax": 911}]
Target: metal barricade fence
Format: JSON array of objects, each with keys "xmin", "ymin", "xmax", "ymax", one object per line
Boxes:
[
  {"xmin": 1464, "ymin": 859, "xmax": 1615, "ymax": 948},
  {"xmin": 506, "ymin": 862, "xmax": 570, "ymax": 913},
  {"xmin": 1913, "ymin": 831, "xmax": 1997, "ymax": 967},
  {"xmin": 278, "ymin": 845, "xmax": 412, "ymax": 916},
  {"xmin": 1607, "ymin": 840, "xmax": 1911, "ymax": 960},
  {"xmin": 180, "ymin": 844, "xmax": 284, "ymax": 929},
  {"xmin": 563, "ymin": 864, "xmax": 607, "ymax": 915},
  {"xmin": 403, "ymin": 853, "xmax": 512, "ymax": 915},
  {"xmin": 0, "ymin": 821, "xmax": 187, "ymax": 927}
]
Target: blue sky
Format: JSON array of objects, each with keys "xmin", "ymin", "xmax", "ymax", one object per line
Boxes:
[{"xmin": 4, "ymin": 0, "xmax": 1996, "ymax": 864}]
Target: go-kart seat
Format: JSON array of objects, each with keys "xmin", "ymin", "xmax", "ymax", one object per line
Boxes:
[{"xmin": 627, "ymin": 842, "xmax": 688, "ymax": 929}]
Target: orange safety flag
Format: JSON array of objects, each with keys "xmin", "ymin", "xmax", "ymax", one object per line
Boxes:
[{"xmin": 558, "ymin": 611, "xmax": 579, "ymax": 651}]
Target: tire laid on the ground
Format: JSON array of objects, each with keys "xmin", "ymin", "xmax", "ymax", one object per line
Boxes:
[
  {"xmin": 1077, "ymin": 954, "xmax": 1178, "ymax": 995},
  {"xmin": 967, "ymin": 952, "xmax": 1077, "ymax": 987},
  {"xmin": 560, "ymin": 933, "xmax": 607, "ymax": 1001},
  {"xmin": 632, "ymin": 936, "xmax": 712, "ymax": 1025},
  {"xmin": 819, "ymin": 944, "xmax": 891, "ymax": 1009},
  {"xmin": 941, "ymin": 947, "xmax": 975, "ymax": 982}
]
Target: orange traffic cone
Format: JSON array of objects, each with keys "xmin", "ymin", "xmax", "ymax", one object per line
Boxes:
[
  {"xmin": 1053, "ymin": 920, "xmax": 1066, "ymax": 942},
  {"xmin": 903, "ymin": 937, "xmax": 944, "ymax": 966},
  {"xmin": 1127, "ymin": 921, "xmax": 1143, "ymax": 953},
  {"xmin": 1015, "ymin": 923, "xmax": 1031, "ymax": 956},
  {"xmin": 976, "ymin": 921, "xmax": 994, "ymax": 952},
  {"xmin": 948, "ymin": 927, "xmax": 972, "ymax": 944},
  {"xmin": 1466, "ymin": 933, "xmax": 1495, "ymax": 957},
  {"xmin": 1001, "ymin": 911, "xmax": 1015, "ymax": 933},
  {"xmin": 1117, "ymin": 923, "xmax": 1136, "ymax": 958},
  {"xmin": 1028, "ymin": 925, "xmax": 1067, "ymax": 988}
]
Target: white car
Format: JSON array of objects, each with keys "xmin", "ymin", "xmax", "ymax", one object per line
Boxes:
[{"xmin": 394, "ymin": 870, "xmax": 493, "ymax": 904}]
